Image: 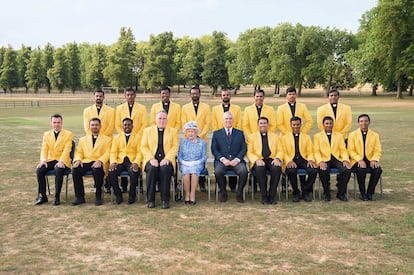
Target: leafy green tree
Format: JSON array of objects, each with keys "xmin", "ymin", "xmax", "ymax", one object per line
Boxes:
[
  {"xmin": 41, "ymin": 43, "xmax": 54, "ymax": 93},
  {"xmin": 64, "ymin": 42, "xmax": 81, "ymax": 93},
  {"xmin": 16, "ymin": 45, "xmax": 32, "ymax": 92},
  {"xmin": 135, "ymin": 42, "xmax": 147, "ymax": 92},
  {"xmin": 201, "ymin": 31, "xmax": 229, "ymax": 95},
  {"xmin": 104, "ymin": 27, "xmax": 136, "ymax": 89},
  {"xmin": 26, "ymin": 48, "xmax": 44, "ymax": 92},
  {"xmin": 78, "ymin": 43, "xmax": 92, "ymax": 89},
  {"xmin": 174, "ymin": 36, "xmax": 193, "ymax": 91},
  {"xmin": 0, "ymin": 46, "xmax": 19, "ymax": 92},
  {"xmin": 179, "ymin": 39, "xmax": 204, "ymax": 88},
  {"xmin": 47, "ymin": 48, "xmax": 67, "ymax": 93},
  {"xmin": 86, "ymin": 43, "xmax": 107, "ymax": 90},
  {"xmin": 0, "ymin": 47, "xmax": 5, "ymax": 69},
  {"xmin": 141, "ymin": 32, "xmax": 176, "ymax": 90}
]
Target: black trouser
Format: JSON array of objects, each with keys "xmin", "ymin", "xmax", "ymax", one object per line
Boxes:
[
  {"xmin": 145, "ymin": 162, "xmax": 173, "ymax": 203},
  {"xmin": 109, "ymin": 160, "xmax": 141, "ymax": 200},
  {"xmin": 252, "ymin": 158, "xmax": 282, "ymax": 201},
  {"xmin": 214, "ymin": 161, "xmax": 248, "ymax": 197},
  {"xmin": 72, "ymin": 162, "xmax": 104, "ymax": 201},
  {"xmin": 36, "ymin": 160, "xmax": 67, "ymax": 199},
  {"xmin": 286, "ymin": 158, "xmax": 317, "ymax": 196},
  {"xmin": 352, "ymin": 161, "xmax": 382, "ymax": 196},
  {"xmin": 318, "ymin": 157, "xmax": 351, "ymax": 197}
]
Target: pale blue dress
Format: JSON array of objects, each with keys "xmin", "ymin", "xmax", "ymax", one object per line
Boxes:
[{"xmin": 178, "ymin": 137, "xmax": 207, "ymax": 176}]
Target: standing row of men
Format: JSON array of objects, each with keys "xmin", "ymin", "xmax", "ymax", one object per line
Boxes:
[{"xmin": 35, "ymin": 86, "xmax": 382, "ymax": 206}]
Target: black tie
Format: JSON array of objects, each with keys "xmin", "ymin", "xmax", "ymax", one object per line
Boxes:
[
  {"xmin": 129, "ymin": 104, "xmax": 133, "ymax": 117},
  {"xmin": 155, "ymin": 129, "xmax": 165, "ymax": 161},
  {"xmin": 96, "ymin": 107, "xmax": 101, "ymax": 116},
  {"xmin": 125, "ymin": 134, "xmax": 130, "ymax": 144},
  {"xmin": 194, "ymin": 104, "xmax": 198, "ymax": 115},
  {"xmin": 289, "ymin": 103, "xmax": 296, "ymax": 117},
  {"xmin": 54, "ymin": 131, "xmax": 59, "ymax": 140},
  {"xmin": 227, "ymin": 130, "xmax": 231, "ymax": 142},
  {"xmin": 163, "ymin": 103, "xmax": 170, "ymax": 114},
  {"xmin": 327, "ymin": 133, "xmax": 332, "ymax": 144},
  {"xmin": 256, "ymin": 106, "xmax": 262, "ymax": 117},
  {"xmin": 362, "ymin": 131, "xmax": 367, "ymax": 159},
  {"xmin": 331, "ymin": 104, "xmax": 337, "ymax": 118},
  {"xmin": 294, "ymin": 134, "xmax": 300, "ymax": 160},
  {"xmin": 261, "ymin": 133, "xmax": 271, "ymax": 159},
  {"xmin": 223, "ymin": 104, "xmax": 230, "ymax": 113},
  {"xmin": 92, "ymin": 136, "xmax": 97, "ymax": 147}
]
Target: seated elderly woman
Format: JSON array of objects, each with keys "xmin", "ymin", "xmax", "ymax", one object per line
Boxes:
[{"xmin": 178, "ymin": 121, "xmax": 207, "ymax": 205}]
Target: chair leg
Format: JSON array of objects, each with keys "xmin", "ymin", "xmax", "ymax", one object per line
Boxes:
[{"xmin": 208, "ymin": 176, "xmax": 211, "ymax": 201}]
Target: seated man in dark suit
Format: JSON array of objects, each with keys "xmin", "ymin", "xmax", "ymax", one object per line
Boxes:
[{"xmin": 211, "ymin": 111, "xmax": 248, "ymax": 203}]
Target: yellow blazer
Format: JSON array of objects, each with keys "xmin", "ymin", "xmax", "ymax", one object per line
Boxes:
[
  {"xmin": 348, "ymin": 129, "xmax": 381, "ymax": 167},
  {"xmin": 149, "ymin": 101, "xmax": 181, "ymax": 131},
  {"xmin": 246, "ymin": 132, "xmax": 283, "ymax": 169},
  {"xmin": 83, "ymin": 103, "xmax": 115, "ymax": 137},
  {"xmin": 74, "ymin": 134, "xmax": 112, "ymax": 175},
  {"xmin": 181, "ymin": 102, "xmax": 211, "ymax": 141},
  {"xmin": 141, "ymin": 126, "xmax": 179, "ymax": 172},
  {"xmin": 211, "ymin": 104, "xmax": 242, "ymax": 131},
  {"xmin": 40, "ymin": 128, "xmax": 73, "ymax": 167},
  {"xmin": 110, "ymin": 133, "xmax": 142, "ymax": 168},
  {"xmin": 276, "ymin": 102, "xmax": 313, "ymax": 135},
  {"xmin": 316, "ymin": 103, "xmax": 352, "ymax": 139},
  {"xmin": 281, "ymin": 133, "xmax": 314, "ymax": 171},
  {"xmin": 243, "ymin": 104, "xmax": 277, "ymax": 136},
  {"xmin": 115, "ymin": 102, "xmax": 148, "ymax": 135},
  {"xmin": 313, "ymin": 131, "xmax": 349, "ymax": 165}
]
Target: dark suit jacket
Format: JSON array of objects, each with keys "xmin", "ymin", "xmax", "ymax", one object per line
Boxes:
[{"xmin": 211, "ymin": 128, "xmax": 247, "ymax": 167}]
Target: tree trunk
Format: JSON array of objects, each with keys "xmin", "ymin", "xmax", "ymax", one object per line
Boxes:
[
  {"xmin": 396, "ymin": 78, "xmax": 403, "ymax": 99},
  {"xmin": 327, "ymin": 74, "xmax": 333, "ymax": 91},
  {"xmin": 177, "ymin": 85, "xmax": 180, "ymax": 94},
  {"xmin": 371, "ymin": 83, "xmax": 378, "ymax": 96},
  {"xmin": 297, "ymin": 80, "xmax": 303, "ymax": 97},
  {"xmin": 211, "ymin": 86, "xmax": 217, "ymax": 96},
  {"xmin": 408, "ymin": 84, "xmax": 413, "ymax": 96}
]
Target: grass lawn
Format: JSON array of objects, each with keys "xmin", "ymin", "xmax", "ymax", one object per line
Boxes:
[{"xmin": 0, "ymin": 92, "xmax": 413, "ymax": 273}]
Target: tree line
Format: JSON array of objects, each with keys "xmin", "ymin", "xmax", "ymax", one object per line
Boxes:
[{"xmin": 0, "ymin": 0, "xmax": 412, "ymax": 98}]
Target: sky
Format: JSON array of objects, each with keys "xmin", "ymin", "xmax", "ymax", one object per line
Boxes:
[{"xmin": 1, "ymin": 0, "xmax": 378, "ymax": 48}]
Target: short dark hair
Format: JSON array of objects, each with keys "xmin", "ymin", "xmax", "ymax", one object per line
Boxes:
[
  {"xmin": 254, "ymin": 89, "xmax": 265, "ymax": 96},
  {"xmin": 94, "ymin": 90, "xmax": 104, "ymax": 95},
  {"xmin": 89, "ymin": 117, "xmax": 101, "ymax": 124},
  {"xmin": 122, "ymin": 117, "xmax": 133, "ymax": 124},
  {"xmin": 290, "ymin": 116, "xmax": 301, "ymax": 123},
  {"xmin": 357, "ymin": 114, "xmax": 370, "ymax": 122},
  {"xmin": 160, "ymin": 86, "xmax": 171, "ymax": 93},
  {"xmin": 286, "ymin": 87, "xmax": 296, "ymax": 94},
  {"xmin": 327, "ymin": 89, "xmax": 339, "ymax": 97},
  {"xmin": 190, "ymin": 86, "xmax": 201, "ymax": 94},
  {"xmin": 257, "ymin": 116, "xmax": 269, "ymax": 123},
  {"xmin": 322, "ymin": 116, "xmax": 334, "ymax": 124},
  {"xmin": 125, "ymin": 87, "xmax": 135, "ymax": 93},
  {"xmin": 51, "ymin": 114, "xmax": 62, "ymax": 120}
]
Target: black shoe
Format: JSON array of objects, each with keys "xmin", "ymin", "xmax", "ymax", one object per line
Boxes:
[
  {"xmin": 199, "ymin": 182, "xmax": 206, "ymax": 192},
  {"xmin": 72, "ymin": 198, "xmax": 85, "ymax": 206},
  {"xmin": 303, "ymin": 193, "xmax": 312, "ymax": 202},
  {"xmin": 190, "ymin": 201, "xmax": 196, "ymax": 205},
  {"xmin": 219, "ymin": 193, "xmax": 228, "ymax": 203},
  {"xmin": 231, "ymin": 188, "xmax": 236, "ymax": 193},
  {"xmin": 161, "ymin": 201, "xmax": 170, "ymax": 209},
  {"xmin": 95, "ymin": 198, "xmax": 103, "ymax": 206},
  {"xmin": 336, "ymin": 193, "xmax": 348, "ymax": 202},
  {"xmin": 292, "ymin": 194, "xmax": 300, "ymax": 203},
  {"xmin": 360, "ymin": 194, "xmax": 368, "ymax": 201},
  {"xmin": 236, "ymin": 194, "xmax": 245, "ymax": 203},
  {"xmin": 269, "ymin": 199, "xmax": 277, "ymax": 205},
  {"xmin": 115, "ymin": 195, "xmax": 123, "ymax": 205},
  {"xmin": 127, "ymin": 197, "xmax": 135, "ymax": 204},
  {"xmin": 53, "ymin": 199, "xmax": 60, "ymax": 206},
  {"xmin": 261, "ymin": 197, "xmax": 269, "ymax": 205},
  {"xmin": 185, "ymin": 200, "xmax": 191, "ymax": 205},
  {"xmin": 324, "ymin": 193, "xmax": 331, "ymax": 202},
  {"xmin": 35, "ymin": 196, "xmax": 48, "ymax": 205},
  {"xmin": 366, "ymin": 193, "xmax": 375, "ymax": 201},
  {"xmin": 148, "ymin": 202, "xmax": 155, "ymax": 208}
]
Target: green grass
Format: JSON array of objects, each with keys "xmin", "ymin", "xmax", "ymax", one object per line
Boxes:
[{"xmin": 0, "ymin": 93, "xmax": 413, "ymax": 273}]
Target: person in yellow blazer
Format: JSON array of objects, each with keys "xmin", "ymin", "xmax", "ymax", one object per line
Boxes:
[
  {"xmin": 72, "ymin": 117, "xmax": 112, "ymax": 206},
  {"xmin": 243, "ymin": 89, "xmax": 276, "ymax": 136},
  {"xmin": 141, "ymin": 110, "xmax": 179, "ymax": 209},
  {"xmin": 348, "ymin": 114, "xmax": 382, "ymax": 201},
  {"xmin": 181, "ymin": 86, "xmax": 211, "ymax": 142},
  {"xmin": 313, "ymin": 116, "xmax": 351, "ymax": 201},
  {"xmin": 83, "ymin": 90, "xmax": 115, "ymax": 137},
  {"xmin": 149, "ymin": 86, "xmax": 181, "ymax": 131},
  {"xmin": 35, "ymin": 114, "xmax": 73, "ymax": 205},
  {"xmin": 281, "ymin": 116, "xmax": 317, "ymax": 202},
  {"xmin": 109, "ymin": 118, "xmax": 142, "ymax": 205},
  {"xmin": 316, "ymin": 89, "xmax": 352, "ymax": 139},
  {"xmin": 246, "ymin": 117, "xmax": 283, "ymax": 205},
  {"xmin": 115, "ymin": 88, "xmax": 147, "ymax": 135},
  {"xmin": 276, "ymin": 87, "xmax": 313, "ymax": 135},
  {"xmin": 211, "ymin": 89, "xmax": 242, "ymax": 131}
]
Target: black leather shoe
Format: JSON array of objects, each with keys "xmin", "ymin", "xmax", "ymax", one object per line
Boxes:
[
  {"xmin": 324, "ymin": 193, "xmax": 331, "ymax": 202},
  {"xmin": 127, "ymin": 197, "xmax": 135, "ymax": 204},
  {"xmin": 336, "ymin": 193, "xmax": 348, "ymax": 202},
  {"xmin": 115, "ymin": 195, "xmax": 123, "ymax": 205},
  {"xmin": 360, "ymin": 194, "xmax": 368, "ymax": 201},
  {"xmin": 292, "ymin": 194, "xmax": 300, "ymax": 202},
  {"xmin": 95, "ymin": 198, "xmax": 103, "ymax": 206},
  {"xmin": 148, "ymin": 202, "xmax": 155, "ymax": 208},
  {"xmin": 236, "ymin": 194, "xmax": 245, "ymax": 203},
  {"xmin": 199, "ymin": 182, "xmax": 206, "ymax": 192},
  {"xmin": 161, "ymin": 201, "xmax": 170, "ymax": 209},
  {"xmin": 53, "ymin": 199, "xmax": 60, "ymax": 206},
  {"xmin": 72, "ymin": 198, "xmax": 85, "ymax": 206},
  {"xmin": 219, "ymin": 193, "xmax": 228, "ymax": 203},
  {"xmin": 303, "ymin": 193, "xmax": 312, "ymax": 202},
  {"xmin": 190, "ymin": 201, "xmax": 196, "ymax": 205},
  {"xmin": 366, "ymin": 193, "xmax": 375, "ymax": 201},
  {"xmin": 35, "ymin": 196, "xmax": 48, "ymax": 205}
]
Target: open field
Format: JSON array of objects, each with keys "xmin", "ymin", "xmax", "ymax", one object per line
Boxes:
[{"xmin": 0, "ymin": 92, "xmax": 413, "ymax": 273}]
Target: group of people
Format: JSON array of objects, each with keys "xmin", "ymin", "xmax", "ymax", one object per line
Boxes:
[{"xmin": 35, "ymin": 86, "xmax": 382, "ymax": 208}]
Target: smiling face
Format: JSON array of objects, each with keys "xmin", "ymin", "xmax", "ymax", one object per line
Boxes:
[
  {"xmin": 160, "ymin": 89, "xmax": 170, "ymax": 104},
  {"xmin": 254, "ymin": 91, "xmax": 264, "ymax": 106},
  {"xmin": 221, "ymin": 90, "xmax": 231, "ymax": 104},
  {"xmin": 94, "ymin": 91, "xmax": 104, "ymax": 106},
  {"xmin": 323, "ymin": 118, "xmax": 334, "ymax": 133},
  {"xmin": 89, "ymin": 119, "xmax": 101, "ymax": 135},
  {"xmin": 358, "ymin": 115, "xmax": 370, "ymax": 132},
  {"xmin": 51, "ymin": 117, "xmax": 63, "ymax": 132},
  {"xmin": 123, "ymin": 119, "xmax": 133, "ymax": 134},
  {"xmin": 125, "ymin": 90, "xmax": 136, "ymax": 105},
  {"xmin": 286, "ymin": 91, "xmax": 297, "ymax": 104},
  {"xmin": 290, "ymin": 119, "xmax": 301, "ymax": 134},
  {"xmin": 223, "ymin": 112, "xmax": 234, "ymax": 129},
  {"xmin": 190, "ymin": 88, "xmax": 200, "ymax": 103},
  {"xmin": 328, "ymin": 90, "xmax": 339, "ymax": 104},
  {"xmin": 156, "ymin": 111, "xmax": 168, "ymax": 129}
]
